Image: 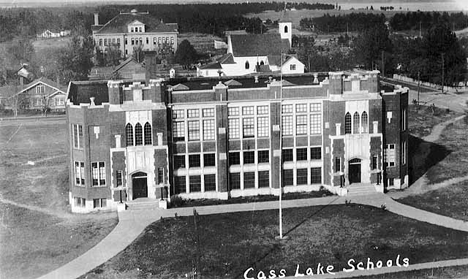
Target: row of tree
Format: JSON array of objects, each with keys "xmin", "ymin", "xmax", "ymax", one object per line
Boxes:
[
  {"xmin": 300, "ymin": 11, "xmax": 468, "ymax": 34},
  {"xmin": 293, "ymin": 22, "xmax": 467, "ymax": 86}
]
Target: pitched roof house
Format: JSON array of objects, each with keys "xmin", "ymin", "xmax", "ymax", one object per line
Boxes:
[{"xmin": 197, "ymin": 21, "xmax": 305, "ymax": 77}]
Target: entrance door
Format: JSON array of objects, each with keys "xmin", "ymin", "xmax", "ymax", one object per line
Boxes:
[
  {"xmin": 348, "ymin": 158, "xmax": 361, "ymax": 184},
  {"xmin": 132, "ymin": 172, "xmax": 148, "ymax": 199}
]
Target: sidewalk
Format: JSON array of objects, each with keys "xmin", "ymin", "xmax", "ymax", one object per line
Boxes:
[{"xmin": 37, "ymin": 193, "xmax": 468, "ymax": 279}]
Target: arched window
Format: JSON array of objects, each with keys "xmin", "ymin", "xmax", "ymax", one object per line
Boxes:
[
  {"xmin": 345, "ymin": 112, "xmax": 351, "ymax": 134},
  {"xmin": 135, "ymin": 123, "xmax": 143, "ymax": 146},
  {"xmin": 126, "ymin": 123, "xmax": 133, "ymax": 146},
  {"xmin": 361, "ymin": 111, "xmax": 368, "ymax": 133},
  {"xmin": 245, "ymin": 61, "xmax": 250, "ymax": 69},
  {"xmin": 260, "ymin": 60, "xmax": 264, "ymax": 66},
  {"xmin": 353, "ymin": 112, "xmax": 360, "ymax": 134},
  {"xmin": 144, "ymin": 122, "xmax": 152, "ymax": 145},
  {"xmin": 284, "ymin": 25, "xmax": 288, "ymax": 33}
]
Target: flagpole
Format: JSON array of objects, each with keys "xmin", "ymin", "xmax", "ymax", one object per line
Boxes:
[{"xmin": 277, "ymin": 52, "xmax": 287, "ymax": 240}]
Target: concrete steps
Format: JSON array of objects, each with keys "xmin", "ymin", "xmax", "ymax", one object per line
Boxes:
[
  {"xmin": 347, "ymin": 183, "xmax": 377, "ymax": 196},
  {"xmin": 126, "ymin": 198, "xmax": 160, "ymax": 210}
]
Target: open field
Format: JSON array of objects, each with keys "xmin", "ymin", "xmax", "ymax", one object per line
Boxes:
[
  {"xmin": 32, "ymin": 37, "xmax": 71, "ymax": 53},
  {"xmin": 84, "ymin": 204, "xmax": 468, "ymax": 279},
  {"xmin": 0, "ymin": 118, "xmax": 118, "ymax": 279}
]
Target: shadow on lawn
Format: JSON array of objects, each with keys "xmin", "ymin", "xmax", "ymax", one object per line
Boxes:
[
  {"xmin": 408, "ymin": 134, "xmax": 451, "ymax": 185},
  {"xmin": 232, "ymin": 197, "xmax": 340, "ymax": 278}
]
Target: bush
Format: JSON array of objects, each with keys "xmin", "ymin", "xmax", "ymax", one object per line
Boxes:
[{"xmin": 169, "ymin": 195, "xmax": 186, "ymax": 208}]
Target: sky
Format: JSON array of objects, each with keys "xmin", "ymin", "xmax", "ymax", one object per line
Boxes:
[{"xmin": 0, "ymin": 0, "xmax": 465, "ymax": 9}]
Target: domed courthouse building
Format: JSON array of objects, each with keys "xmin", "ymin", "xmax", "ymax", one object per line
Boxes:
[{"xmin": 66, "ymin": 72, "xmax": 408, "ymax": 213}]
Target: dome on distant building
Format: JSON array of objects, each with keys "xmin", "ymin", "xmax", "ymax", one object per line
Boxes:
[{"xmin": 131, "ymin": 9, "xmax": 138, "ymax": 15}]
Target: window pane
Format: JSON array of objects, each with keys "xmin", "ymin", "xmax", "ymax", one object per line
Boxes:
[
  {"xmin": 173, "ymin": 121, "xmax": 185, "ymax": 141},
  {"xmin": 135, "ymin": 123, "xmax": 143, "ymax": 145},
  {"xmin": 228, "ymin": 107, "xmax": 239, "ymax": 116},
  {"xmin": 258, "ymin": 171, "xmax": 269, "ymax": 188},
  {"xmin": 173, "ymin": 109, "xmax": 184, "ymax": 119},
  {"xmin": 282, "ymin": 149, "xmax": 293, "ymax": 162},
  {"xmin": 353, "ymin": 112, "xmax": 360, "ymax": 134},
  {"xmin": 311, "ymin": 167, "xmax": 321, "ymax": 184},
  {"xmin": 144, "ymin": 122, "xmax": 152, "ymax": 145},
  {"xmin": 204, "ymin": 174, "xmax": 216, "ymax": 191},
  {"xmin": 310, "ymin": 114, "xmax": 321, "ymax": 134},
  {"xmin": 243, "ymin": 118, "xmax": 254, "ymax": 138},
  {"xmin": 296, "ymin": 115, "xmax": 307, "ymax": 135},
  {"xmin": 257, "ymin": 117, "xmax": 269, "ymax": 137},
  {"xmin": 257, "ymin": 105, "xmax": 269, "ymax": 115},
  {"xmin": 187, "ymin": 109, "xmax": 199, "ymax": 118},
  {"xmin": 203, "ymin": 119, "xmax": 215, "ymax": 140},
  {"xmin": 361, "ymin": 111, "xmax": 368, "ymax": 133},
  {"xmin": 189, "ymin": 176, "xmax": 201, "ymax": 192},
  {"xmin": 174, "ymin": 155, "xmax": 185, "ymax": 169},
  {"xmin": 242, "ymin": 106, "xmax": 254, "ymax": 115},
  {"xmin": 297, "ymin": 168, "xmax": 308, "ymax": 185},
  {"xmin": 230, "ymin": 173, "xmax": 241, "ymax": 189},
  {"xmin": 282, "ymin": 104, "xmax": 293, "ymax": 113},
  {"xmin": 189, "ymin": 154, "xmax": 201, "ymax": 168},
  {"xmin": 243, "ymin": 151, "xmax": 255, "ymax": 164},
  {"xmin": 202, "ymin": 108, "xmax": 214, "ymax": 117},
  {"xmin": 203, "ymin": 153, "xmax": 216, "ymax": 167},
  {"xmin": 282, "ymin": 169, "xmax": 294, "ymax": 186},
  {"xmin": 282, "ymin": 115, "xmax": 293, "ymax": 136},
  {"xmin": 345, "ymin": 113, "xmax": 351, "ymax": 134},
  {"xmin": 258, "ymin": 150, "xmax": 269, "ymax": 163},
  {"xmin": 243, "ymin": 172, "xmax": 255, "ymax": 189},
  {"xmin": 296, "ymin": 103, "xmax": 307, "ymax": 113},
  {"xmin": 228, "ymin": 118, "xmax": 239, "ymax": 139},
  {"xmin": 229, "ymin": 152, "xmax": 240, "ymax": 165},
  {"xmin": 311, "ymin": 147, "xmax": 321, "ymax": 160},
  {"xmin": 174, "ymin": 176, "xmax": 186, "ymax": 194},
  {"xmin": 296, "ymin": 148, "xmax": 307, "ymax": 161},
  {"xmin": 188, "ymin": 121, "xmax": 200, "ymax": 141},
  {"xmin": 310, "ymin": 103, "xmax": 321, "ymax": 112}
]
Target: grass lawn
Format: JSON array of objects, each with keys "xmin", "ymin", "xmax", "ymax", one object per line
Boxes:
[
  {"xmin": 398, "ymin": 181, "xmax": 468, "ymax": 222},
  {"xmin": 84, "ymin": 204, "xmax": 468, "ymax": 279},
  {"xmin": 0, "ymin": 119, "xmax": 118, "ymax": 279},
  {"xmin": 362, "ymin": 265, "xmax": 468, "ymax": 279},
  {"xmin": 408, "ymin": 104, "xmax": 460, "ymax": 139}
]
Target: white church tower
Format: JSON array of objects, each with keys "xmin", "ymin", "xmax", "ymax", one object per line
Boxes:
[{"xmin": 279, "ymin": 21, "xmax": 292, "ymax": 46}]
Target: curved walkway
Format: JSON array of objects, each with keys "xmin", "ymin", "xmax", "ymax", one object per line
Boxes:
[{"xmin": 38, "ymin": 193, "xmax": 468, "ymax": 279}]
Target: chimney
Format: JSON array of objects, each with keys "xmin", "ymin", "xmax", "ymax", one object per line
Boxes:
[{"xmin": 94, "ymin": 13, "xmax": 99, "ymax": 26}]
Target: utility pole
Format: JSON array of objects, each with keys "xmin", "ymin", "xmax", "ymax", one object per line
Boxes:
[
  {"xmin": 441, "ymin": 53, "xmax": 445, "ymax": 94},
  {"xmin": 417, "ymin": 71, "xmax": 420, "ymax": 105},
  {"xmin": 419, "ymin": 21, "xmax": 422, "ymax": 38},
  {"xmin": 381, "ymin": 50, "xmax": 385, "ymax": 77},
  {"xmin": 193, "ymin": 209, "xmax": 201, "ymax": 279}
]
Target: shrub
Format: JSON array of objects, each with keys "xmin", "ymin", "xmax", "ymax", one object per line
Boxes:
[{"xmin": 169, "ymin": 195, "xmax": 185, "ymax": 208}]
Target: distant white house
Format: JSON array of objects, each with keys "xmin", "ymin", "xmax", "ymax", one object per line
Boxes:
[
  {"xmin": 197, "ymin": 20, "xmax": 305, "ymax": 77},
  {"xmin": 37, "ymin": 29, "xmax": 71, "ymax": 39}
]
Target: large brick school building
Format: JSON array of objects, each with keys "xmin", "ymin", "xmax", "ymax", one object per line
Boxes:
[{"xmin": 66, "ymin": 71, "xmax": 408, "ymax": 213}]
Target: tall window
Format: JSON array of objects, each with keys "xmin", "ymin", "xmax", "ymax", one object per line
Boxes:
[
  {"xmin": 72, "ymin": 124, "xmax": 83, "ymax": 149},
  {"xmin": 402, "ymin": 108, "xmax": 407, "ymax": 131},
  {"xmin": 258, "ymin": 171, "xmax": 269, "ymax": 188},
  {"xmin": 361, "ymin": 111, "xmax": 368, "ymax": 133},
  {"xmin": 189, "ymin": 176, "xmax": 201, "ymax": 192},
  {"xmin": 310, "ymin": 114, "xmax": 321, "ymax": 134},
  {"xmin": 174, "ymin": 155, "xmax": 186, "ymax": 169},
  {"xmin": 245, "ymin": 61, "xmax": 250, "ymax": 69},
  {"xmin": 282, "ymin": 149, "xmax": 293, "ymax": 162},
  {"xmin": 244, "ymin": 172, "xmax": 255, "ymax": 189},
  {"xmin": 203, "ymin": 119, "xmax": 215, "ymax": 140},
  {"xmin": 174, "ymin": 176, "xmax": 186, "ymax": 194},
  {"xmin": 258, "ymin": 150, "xmax": 269, "ymax": 163},
  {"xmin": 384, "ymin": 144, "xmax": 396, "ymax": 167},
  {"xmin": 74, "ymin": 161, "xmax": 85, "ymax": 185},
  {"xmin": 345, "ymin": 113, "xmax": 351, "ymax": 134},
  {"xmin": 173, "ymin": 122, "xmax": 185, "ymax": 142},
  {"xmin": 243, "ymin": 151, "xmax": 255, "ymax": 164},
  {"xmin": 243, "ymin": 118, "xmax": 254, "ymax": 138},
  {"xmin": 189, "ymin": 155, "xmax": 201, "ymax": 168},
  {"xmin": 311, "ymin": 168, "xmax": 321, "ymax": 184},
  {"xmin": 284, "ymin": 25, "xmax": 288, "ymax": 33},
  {"xmin": 92, "ymin": 162, "xmax": 106, "ymax": 186},
  {"xmin": 36, "ymin": 85, "xmax": 45, "ymax": 94},
  {"xmin": 229, "ymin": 152, "xmax": 241, "ymax": 165},
  {"xmin": 282, "ymin": 169, "xmax": 294, "ymax": 186},
  {"xmin": 296, "ymin": 115, "xmax": 307, "ymax": 135},
  {"xmin": 205, "ymin": 174, "xmax": 216, "ymax": 191},
  {"xmin": 353, "ymin": 112, "xmax": 360, "ymax": 134},
  {"xmin": 135, "ymin": 123, "xmax": 143, "ymax": 145},
  {"xmin": 311, "ymin": 147, "xmax": 321, "ymax": 160},
  {"xmin": 188, "ymin": 121, "xmax": 200, "ymax": 141},
  {"xmin": 228, "ymin": 118, "xmax": 240, "ymax": 139},
  {"xmin": 296, "ymin": 148, "xmax": 307, "ymax": 161},
  {"xmin": 144, "ymin": 122, "xmax": 152, "ymax": 145},
  {"xmin": 257, "ymin": 117, "xmax": 269, "ymax": 138},
  {"xmin": 116, "ymin": 170, "xmax": 123, "ymax": 186},
  {"xmin": 126, "ymin": 123, "xmax": 133, "ymax": 146},
  {"xmin": 282, "ymin": 115, "xmax": 293, "ymax": 136},
  {"xmin": 297, "ymin": 169, "xmax": 308, "ymax": 185},
  {"xmin": 372, "ymin": 156, "xmax": 378, "ymax": 170},
  {"xmin": 335, "ymin": 157, "xmax": 341, "ymax": 172},
  {"xmin": 402, "ymin": 141, "xmax": 407, "ymax": 165},
  {"xmin": 230, "ymin": 173, "xmax": 241, "ymax": 190},
  {"xmin": 203, "ymin": 154, "xmax": 216, "ymax": 167}
]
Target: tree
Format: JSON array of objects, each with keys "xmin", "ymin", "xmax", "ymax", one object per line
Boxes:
[
  {"xmin": 175, "ymin": 40, "xmax": 198, "ymax": 69},
  {"xmin": 57, "ymin": 34, "xmax": 94, "ymax": 84},
  {"xmin": 352, "ymin": 23, "xmax": 392, "ymax": 70}
]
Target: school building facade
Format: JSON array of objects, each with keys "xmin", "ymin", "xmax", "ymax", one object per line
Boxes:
[{"xmin": 66, "ymin": 71, "xmax": 408, "ymax": 213}]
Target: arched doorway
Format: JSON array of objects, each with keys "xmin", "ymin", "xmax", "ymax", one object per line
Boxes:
[
  {"xmin": 348, "ymin": 158, "xmax": 361, "ymax": 184},
  {"xmin": 132, "ymin": 172, "xmax": 148, "ymax": 199}
]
